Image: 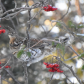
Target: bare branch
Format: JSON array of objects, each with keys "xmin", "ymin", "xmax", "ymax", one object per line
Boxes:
[{"xmin": 56, "ymin": 57, "xmax": 83, "ymax": 84}]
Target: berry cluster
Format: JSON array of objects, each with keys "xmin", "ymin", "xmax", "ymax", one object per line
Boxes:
[
  {"xmin": 43, "ymin": 62, "xmax": 63, "ymax": 73},
  {"xmin": 0, "ymin": 29, "xmax": 6, "ymax": 34},
  {"xmin": 0, "ymin": 25, "xmax": 6, "ymax": 34},
  {"xmin": 0, "ymin": 62, "xmax": 11, "ymax": 69},
  {"xmin": 5, "ymin": 65, "xmax": 11, "ymax": 68},
  {"xmin": 43, "ymin": 5, "xmax": 57, "ymax": 11}
]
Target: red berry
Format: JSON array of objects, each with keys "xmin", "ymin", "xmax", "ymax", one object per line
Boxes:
[
  {"xmin": 60, "ymin": 70, "xmax": 63, "ymax": 73},
  {"xmin": 5, "ymin": 65, "xmax": 11, "ymax": 68},
  {"xmin": 0, "ymin": 66, "xmax": 1, "ymax": 69},
  {"xmin": 2, "ymin": 29, "xmax": 6, "ymax": 33},
  {"xmin": 51, "ymin": 8, "xmax": 55, "ymax": 11},
  {"xmin": 56, "ymin": 69, "xmax": 63, "ymax": 73},
  {"xmin": 43, "ymin": 5, "xmax": 57, "ymax": 11},
  {"xmin": 43, "ymin": 62, "xmax": 48, "ymax": 65},
  {"xmin": 0, "ymin": 25, "xmax": 1, "ymax": 27},
  {"xmin": 0, "ymin": 62, "xmax": 1, "ymax": 64},
  {"xmin": 49, "ymin": 64, "xmax": 55, "ymax": 68},
  {"xmin": 48, "ymin": 5, "xmax": 52, "ymax": 10},
  {"xmin": 43, "ymin": 7, "xmax": 47, "ymax": 10},
  {"xmin": 45, "ymin": 9, "xmax": 49, "ymax": 11},
  {"xmin": 46, "ymin": 63, "xmax": 55, "ymax": 68},
  {"xmin": 54, "ymin": 67, "xmax": 58, "ymax": 70},
  {"xmin": 5, "ymin": 65, "xmax": 9, "ymax": 68},
  {"xmin": 46, "ymin": 65, "xmax": 50, "ymax": 68},
  {"xmin": 57, "ymin": 69, "xmax": 61, "ymax": 72},
  {"xmin": 49, "ymin": 68, "xmax": 55, "ymax": 72},
  {"xmin": 54, "ymin": 64, "xmax": 59, "ymax": 67},
  {"xmin": 48, "ymin": 5, "xmax": 52, "ymax": 8},
  {"xmin": 52, "ymin": 8, "xmax": 57, "ymax": 11},
  {"xmin": 0, "ymin": 30, "xmax": 2, "ymax": 34},
  {"xmin": 8, "ymin": 66, "xmax": 11, "ymax": 68}
]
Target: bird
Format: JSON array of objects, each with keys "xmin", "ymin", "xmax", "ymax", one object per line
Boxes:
[
  {"xmin": 8, "ymin": 32, "xmax": 25, "ymax": 49},
  {"xmin": 59, "ymin": 33, "xmax": 74, "ymax": 46},
  {"xmin": 7, "ymin": 26, "xmax": 45, "ymax": 49},
  {"xmin": 7, "ymin": 26, "xmax": 57, "ymax": 53},
  {"xmin": 8, "ymin": 33, "xmax": 47, "ymax": 50},
  {"xmin": 6, "ymin": 26, "xmax": 26, "ymax": 49}
]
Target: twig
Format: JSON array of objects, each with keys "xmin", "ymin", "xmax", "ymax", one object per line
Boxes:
[
  {"xmin": 59, "ymin": 0, "xmax": 70, "ymax": 20},
  {"xmin": 51, "ymin": 20, "xmax": 72, "ymax": 34},
  {"xmin": 64, "ymin": 56, "xmax": 78, "ymax": 61},
  {"xmin": 23, "ymin": 63, "xmax": 28, "ymax": 84},
  {"xmin": 13, "ymin": 38, "xmax": 60, "ymax": 54},
  {"xmin": 63, "ymin": 73, "xmax": 73, "ymax": 84},
  {"xmin": 26, "ymin": 0, "xmax": 31, "ymax": 49},
  {"xmin": 29, "ymin": 38, "xmax": 61, "ymax": 49},
  {"xmin": 56, "ymin": 57, "xmax": 83, "ymax": 84},
  {"xmin": 1, "ymin": 1, "xmax": 17, "ymax": 33},
  {"xmin": 48, "ymin": 73, "xmax": 54, "ymax": 84},
  {"xmin": 68, "ymin": 46, "xmax": 84, "ymax": 61},
  {"xmin": 0, "ymin": 1, "xmax": 44, "ymax": 18},
  {"xmin": 47, "ymin": 0, "xmax": 70, "ymax": 35},
  {"xmin": 0, "ymin": 75, "xmax": 1, "ymax": 84},
  {"xmin": 1, "ymin": 57, "xmax": 11, "ymax": 70},
  {"xmin": 26, "ymin": 8, "xmax": 42, "ymax": 25},
  {"xmin": 4, "ymin": 69, "xmax": 21, "ymax": 84}
]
